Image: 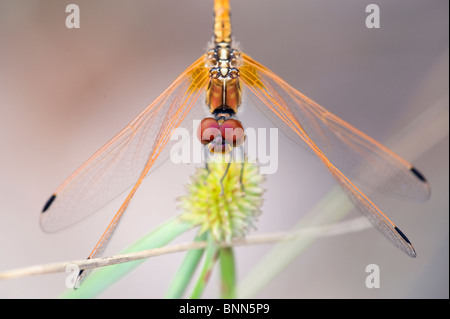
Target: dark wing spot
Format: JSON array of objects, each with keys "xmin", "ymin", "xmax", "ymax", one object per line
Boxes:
[
  {"xmin": 410, "ymin": 167, "xmax": 427, "ymax": 183},
  {"xmin": 395, "ymin": 226, "xmax": 417, "ymax": 258},
  {"xmin": 394, "ymin": 226, "xmax": 412, "ymax": 245},
  {"xmin": 42, "ymin": 194, "xmax": 56, "ymax": 213}
]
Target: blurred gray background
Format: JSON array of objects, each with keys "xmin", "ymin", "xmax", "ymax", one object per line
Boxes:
[{"xmin": 0, "ymin": 0, "xmax": 448, "ymax": 298}]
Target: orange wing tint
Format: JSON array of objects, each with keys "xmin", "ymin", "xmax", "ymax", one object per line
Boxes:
[
  {"xmin": 240, "ymin": 53, "xmax": 430, "ymax": 257},
  {"xmin": 40, "ymin": 56, "xmax": 209, "ymax": 254}
]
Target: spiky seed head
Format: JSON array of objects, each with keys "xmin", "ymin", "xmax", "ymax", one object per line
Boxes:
[{"xmin": 179, "ymin": 160, "xmax": 264, "ymax": 242}]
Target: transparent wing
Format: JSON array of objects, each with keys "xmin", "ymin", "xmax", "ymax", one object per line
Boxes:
[
  {"xmin": 40, "ymin": 56, "xmax": 209, "ymax": 232},
  {"xmin": 241, "ymin": 54, "xmax": 430, "ymax": 201},
  {"xmin": 240, "ymin": 54, "xmax": 430, "ymax": 257}
]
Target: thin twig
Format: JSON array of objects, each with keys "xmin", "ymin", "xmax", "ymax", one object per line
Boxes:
[{"xmin": 0, "ymin": 217, "xmax": 371, "ymax": 281}]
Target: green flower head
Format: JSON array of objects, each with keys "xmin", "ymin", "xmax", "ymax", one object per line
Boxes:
[{"xmin": 179, "ymin": 159, "xmax": 265, "ymax": 242}]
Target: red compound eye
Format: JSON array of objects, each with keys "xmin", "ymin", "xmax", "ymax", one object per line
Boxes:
[
  {"xmin": 197, "ymin": 118, "xmax": 220, "ymax": 145},
  {"xmin": 220, "ymin": 119, "xmax": 245, "ymax": 147}
]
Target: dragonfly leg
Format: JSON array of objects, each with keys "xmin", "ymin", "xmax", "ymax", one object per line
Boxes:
[
  {"xmin": 234, "ymin": 144, "xmax": 246, "ymax": 193},
  {"xmin": 203, "ymin": 146, "xmax": 211, "ymax": 178},
  {"xmin": 239, "ymin": 160, "xmax": 246, "ymax": 193},
  {"xmin": 220, "ymin": 161, "xmax": 231, "ymax": 195}
]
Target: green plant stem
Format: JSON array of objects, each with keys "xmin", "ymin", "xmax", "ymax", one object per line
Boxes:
[
  {"xmin": 164, "ymin": 232, "xmax": 207, "ymax": 299},
  {"xmin": 189, "ymin": 234, "xmax": 218, "ymax": 299},
  {"xmin": 219, "ymin": 247, "xmax": 236, "ymax": 299},
  {"xmin": 237, "ymin": 95, "xmax": 448, "ymax": 298},
  {"xmin": 238, "ymin": 187, "xmax": 353, "ymax": 298},
  {"xmin": 61, "ymin": 217, "xmax": 192, "ymax": 299}
]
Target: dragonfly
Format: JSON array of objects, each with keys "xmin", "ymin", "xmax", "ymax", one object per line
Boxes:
[{"xmin": 41, "ymin": 0, "xmax": 430, "ymax": 274}]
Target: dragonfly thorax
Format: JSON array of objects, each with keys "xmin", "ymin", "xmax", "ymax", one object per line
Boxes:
[
  {"xmin": 206, "ymin": 46, "xmax": 242, "ymax": 79},
  {"xmin": 205, "ymin": 45, "xmax": 242, "ymax": 114},
  {"xmin": 202, "ymin": 44, "xmax": 245, "ymax": 153}
]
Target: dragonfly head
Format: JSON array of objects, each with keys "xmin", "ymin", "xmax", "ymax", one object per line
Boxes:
[{"xmin": 197, "ymin": 116, "xmax": 245, "ymax": 154}]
